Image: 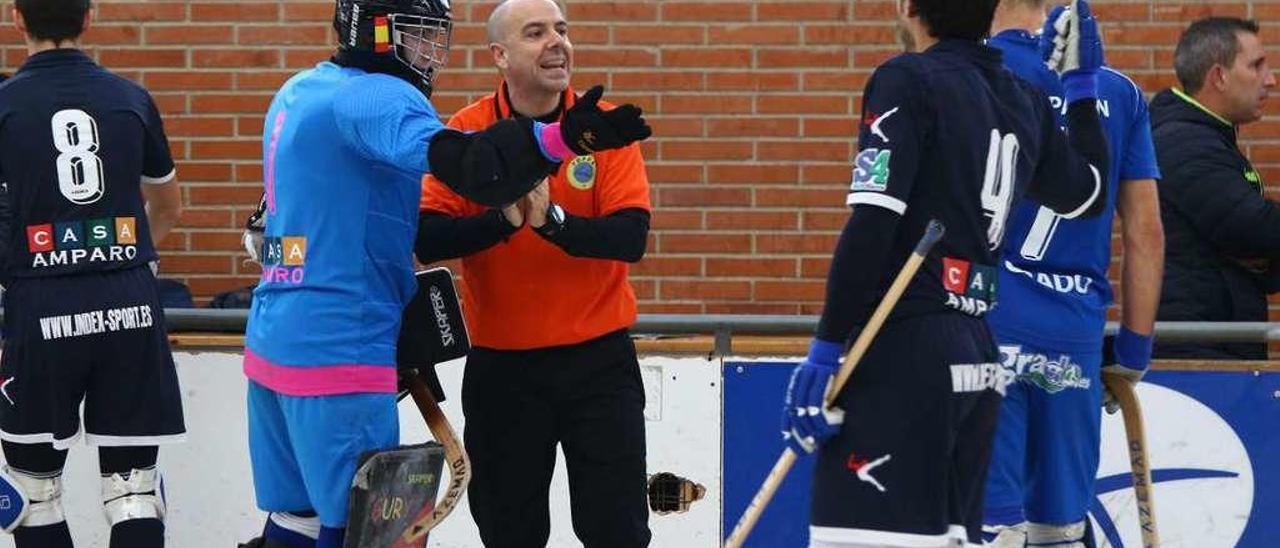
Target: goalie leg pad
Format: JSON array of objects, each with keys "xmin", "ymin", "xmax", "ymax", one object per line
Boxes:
[
  {"xmin": 101, "ymin": 468, "xmax": 165, "ymax": 526},
  {"xmin": 0, "ymin": 465, "xmax": 64, "ymax": 531}
]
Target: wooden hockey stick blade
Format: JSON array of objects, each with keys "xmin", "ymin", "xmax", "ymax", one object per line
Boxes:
[
  {"xmin": 725, "ymin": 220, "xmax": 945, "ymax": 548},
  {"xmin": 398, "ymin": 373, "xmax": 471, "ymax": 544},
  {"xmin": 1102, "ymin": 373, "xmax": 1159, "ymax": 548}
]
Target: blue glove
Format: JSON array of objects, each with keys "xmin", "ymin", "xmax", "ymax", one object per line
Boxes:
[
  {"xmin": 1044, "ymin": 0, "xmax": 1104, "ymax": 103},
  {"xmin": 781, "ymin": 339, "xmax": 846, "ymax": 454},
  {"xmin": 1038, "ymin": 4, "xmax": 1067, "ymax": 63},
  {"xmin": 1103, "ymin": 326, "xmax": 1152, "ymax": 413}
]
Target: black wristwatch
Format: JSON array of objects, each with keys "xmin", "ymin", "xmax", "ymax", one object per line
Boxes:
[{"xmin": 536, "ymin": 203, "xmax": 566, "ymax": 237}]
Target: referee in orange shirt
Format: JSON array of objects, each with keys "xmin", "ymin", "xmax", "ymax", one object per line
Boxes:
[{"xmin": 415, "ymin": 1, "xmax": 651, "ymax": 546}]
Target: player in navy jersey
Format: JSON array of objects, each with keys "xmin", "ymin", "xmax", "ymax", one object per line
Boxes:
[
  {"xmin": 0, "ymin": 1, "xmax": 185, "ymax": 547},
  {"xmin": 236, "ymin": 1, "xmax": 651, "ymax": 547},
  {"xmin": 779, "ymin": 1, "xmax": 1109, "ymax": 546},
  {"xmin": 982, "ymin": 2, "xmax": 1164, "ymax": 546}
]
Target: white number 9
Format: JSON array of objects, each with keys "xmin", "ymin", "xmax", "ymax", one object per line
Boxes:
[{"xmin": 51, "ymin": 109, "xmax": 105, "ymax": 205}]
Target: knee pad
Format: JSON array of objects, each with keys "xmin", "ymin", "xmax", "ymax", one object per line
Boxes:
[
  {"xmin": 101, "ymin": 467, "xmax": 165, "ymax": 526},
  {"xmin": 0, "ymin": 465, "xmax": 65, "ymax": 531},
  {"xmin": 1028, "ymin": 521, "xmax": 1087, "ymax": 547}
]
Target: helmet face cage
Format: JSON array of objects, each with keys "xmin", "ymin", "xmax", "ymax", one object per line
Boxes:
[{"xmin": 389, "ymin": 13, "xmax": 452, "ymax": 94}]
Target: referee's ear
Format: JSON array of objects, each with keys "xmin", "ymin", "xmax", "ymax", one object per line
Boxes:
[
  {"xmin": 11, "ymin": 8, "xmax": 24, "ymax": 36},
  {"xmin": 81, "ymin": 7, "xmax": 94, "ymax": 35}
]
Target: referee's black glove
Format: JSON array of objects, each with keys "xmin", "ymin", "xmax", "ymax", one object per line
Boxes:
[{"xmin": 560, "ymin": 85, "xmax": 652, "ymax": 155}]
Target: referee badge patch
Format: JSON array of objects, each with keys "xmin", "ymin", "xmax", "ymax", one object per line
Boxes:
[{"xmin": 567, "ymin": 156, "xmax": 596, "ymax": 190}]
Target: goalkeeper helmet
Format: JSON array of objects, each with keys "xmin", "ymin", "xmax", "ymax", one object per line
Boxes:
[{"xmin": 333, "ymin": 0, "xmax": 452, "ymax": 96}]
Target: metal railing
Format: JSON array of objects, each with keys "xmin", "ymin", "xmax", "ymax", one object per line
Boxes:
[
  {"xmin": 4, "ymin": 308, "xmax": 1278, "ymax": 354},
  {"xmin": 1, "ymin": 309, "xmax": 1270, "ymax": 356}
]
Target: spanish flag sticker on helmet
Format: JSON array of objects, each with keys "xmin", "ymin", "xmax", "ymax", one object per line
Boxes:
[{"xmin": 373, "ymin": 15, "xmax": 390, "ymax": 53}]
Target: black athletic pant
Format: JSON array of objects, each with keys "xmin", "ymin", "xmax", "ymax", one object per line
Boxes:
[{"xmin": 462, "ymin": 329, "xmax": 650, "ymax": 548}]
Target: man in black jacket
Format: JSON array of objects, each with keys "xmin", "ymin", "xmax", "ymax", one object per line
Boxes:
[{"xmin": 1152, "ymin": 17, "xmax": 1278, "ymax": 360}]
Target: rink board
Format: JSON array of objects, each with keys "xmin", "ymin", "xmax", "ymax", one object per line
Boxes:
[
  {"xmin": 0, "ymin": 352, "xmax": 1275, "ymax": 547},
  {"xmin": 722, "ymin": 363, "xmax": 1280, "ymax": 548}
]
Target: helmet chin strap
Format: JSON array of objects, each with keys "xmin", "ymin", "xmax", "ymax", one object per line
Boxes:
[{"xmin": 330, "ymin": 49, "xmax": 433, "ymax": 97}]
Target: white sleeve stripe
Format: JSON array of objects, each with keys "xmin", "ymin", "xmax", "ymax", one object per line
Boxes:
[
  {"xmin": 141, "ymin": 168, "xmax": 176, "ymax": 185},
  {"xmin": 846, "ymin": 192, "xmax": 908, "ymax": 215},
  {"xmin": 1058, "ymin": 164, "xmax": 1101, "ymax": 219}
]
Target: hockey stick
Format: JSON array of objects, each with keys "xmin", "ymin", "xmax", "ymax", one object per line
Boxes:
[
  {"xmin": 725, "ymin": 220, "xmax": 945, "ymax": 548},
  {"xmin": 1102, "ymin": 372, "xmax": 1159, "ymax": 548},
  {"xmin": 396, "ymin": 372, "xmax": 472, "ymax": 545}
]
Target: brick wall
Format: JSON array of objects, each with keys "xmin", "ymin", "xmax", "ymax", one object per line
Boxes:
[{"xmin": 2, "ymin": 1, "xmax": 1276, "ymax": 314}]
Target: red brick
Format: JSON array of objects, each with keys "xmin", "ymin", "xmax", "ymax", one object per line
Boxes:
[
  {"xmin": 663, "ymin": 48, "xmax": 753, "ymax": 68},
  {"xmin": 571, "ymin": 3, "xmax": 658, "ymax": 21},
  {"xmin": 661, "ymin": 3, "xmax": 753, "ymax": 22},
  {"xmin": 632, "ymin": 257, "xmax": 703, "ymax": 277},
  {"xmin": 709, "ymin": 25, "xmax": 799, "ymax": 45},
  {"xmin": 758, "ymin": 3, "xmax": 849, "ymax": 21},
  {"xmin": 707, "ymin": 117, "xmax": 800, "ymax": 138},
  {"xmin": 238, "ymin": 26, "xmax": 330, "ymax": 46},
  {"xmin": 162, "ymin": 116, "xmax": 236, "ymax": 138},
  {"xmin": 659, "ymin": 140, "xmax": 753, "ymax": 161},
  {"xmin": 650, "ymin": 210, "xmax": 704, "ymax": 230},
  {"xmin": 190, "ymin": 94, "xmax": 274, "ymax": 114},
  {"xmin": 178, "ymin": 209, "xmax": 235, "ymax": 229},
  {"xmin": 707, "ymin": 211, "xmax": 799, "ymax": 231},
  {"xmin": 83, "ymin": 25, "xmax": 142, "ymax": 45},
  {"xmin": 192, "ymin": 3, "xmax": 278, "ymax": 22},
  {"xmin": 615, "ymin": 26, "xmax": 705, "ymax": 45},
  {"xmin": 706, "ymin": 257, "xmax": 796, "ymax": 277},
  {"xmin": 660, "ymin": 233, "xmax": 752, "ymax": 254},
  {"xmin": 661, "ymin": 280, "xmax": 752, "ymax": 301},
  {"xmin": 659, "ymin": 187, "xmax": 752, "ymax": 207},
  {"xmin": 97, "ymin": 3, "xmax": 187, "ymax": 22},
  {"xmin": 193, "ymin": 49, "xmax": 280, "ymax": 68},
  {"xmin": 755, "ymin": 234, "xmax": 839, "ymax": 254},
  {"xmin": 755, "ymin": 280, "xmax": 826, "ymax": 301},
  {"xmin": 191, "ymin": 140, "xmax": 261, "ymax": 160},
  {"xmin": 99, "ymin": 48, "xmax": 187, "ymax": 68},
  {"xmin": 146, "ymin": 71, "xmax": 234, "ymax": 91},
  {"xmin": 283, "ymin": 3, "xmax": 337, "ymax": 22},
  {"xmin": 146, "ymin": 26, "xmax": 234, "ymax": 45}
]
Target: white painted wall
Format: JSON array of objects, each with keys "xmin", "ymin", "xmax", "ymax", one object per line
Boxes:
[{"xmin": 0, "ymin": 352, "xmax": 724, "ymax": 548}]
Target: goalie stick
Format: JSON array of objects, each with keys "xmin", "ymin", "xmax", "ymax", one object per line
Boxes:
[
  {"xmin": 347, "ymin": 268, "xmax": 472, "ymax": 547},
  {"xmin": 725, "ymin": 220, "xmax": 945, "ymax": 548}
]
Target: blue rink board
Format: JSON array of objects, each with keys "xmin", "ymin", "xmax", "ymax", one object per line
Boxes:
[{"xmin": 721, "ymin": 362, "xmax": 1280, "ymax": 548}]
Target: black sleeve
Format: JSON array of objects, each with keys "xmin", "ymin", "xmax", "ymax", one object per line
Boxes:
[
  {"xmin": 815, "ymin": 206, "xmax": 902, "ymax": 344},
  {"xmin": 538, "ymin": 208, "xmax": 650, "ymax": 263},
  {"xmin": 414, "ymin": 209, "xmax": 519, "ymax": 264},
  {"xmin": 426, "ymin": 118, "xmax": 559, "ymax": 208},
  {"xmin": 1161, "ymin": 156, "xmax": 1280, "ymax": 260},
  {"xmin": 1027, "ymin": 99, "xmax": 1109, "ymax": 219}
]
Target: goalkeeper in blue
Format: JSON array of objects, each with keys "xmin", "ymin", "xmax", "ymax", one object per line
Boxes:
[
  {"xmin": 983, "ymin": 1, "xmax": 1164, "ymax": 546},
  {"xmin": 237, "ymin": 1, "xmax": 651, "ymax": 547}
]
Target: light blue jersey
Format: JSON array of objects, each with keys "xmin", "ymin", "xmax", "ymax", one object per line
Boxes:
[
  {"xmin": 244, "ymin": 62, "xmax": 444, "ymax": 396},
  {"xmin": 987, "ymin": 31, "xmax": 1161, "ymax": 352}
]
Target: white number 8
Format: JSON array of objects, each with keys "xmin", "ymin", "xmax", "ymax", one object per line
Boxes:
[{"xmin": 51, "ymin": 109, "xmax": 105, "ymax": 205}]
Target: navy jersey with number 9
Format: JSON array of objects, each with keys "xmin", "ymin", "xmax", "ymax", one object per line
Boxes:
[
  {"xmin": 843, "ymin": 40, "xmax": 1105, "ymax": 323},
  {"xmin": 0, "ymin": 50, "xmax": 175, "ymax": 284}
]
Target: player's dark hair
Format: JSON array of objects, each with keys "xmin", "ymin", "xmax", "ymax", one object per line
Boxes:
[
  {"xmin": 1175, "ymin": 17, "xmax": 1261, "ymax": 95},
  {"xmin": 15, "ymin": 0, "xmax": 91, "ymax": 43},
  {"xmin": 910, "ymin": 0, "xmax": 1000, "ymax": 41}
]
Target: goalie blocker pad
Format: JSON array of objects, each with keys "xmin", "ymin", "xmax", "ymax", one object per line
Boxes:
[
  {"xmin": 397, "ymin": 267, "xmax": 469, "ymax": 403},
  {"xmin": 344, "ymin": 443, "xmax": 446, "ymax": 548}
]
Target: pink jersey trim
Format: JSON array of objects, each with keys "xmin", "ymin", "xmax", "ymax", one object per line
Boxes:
[{"xmin": 243, "ymin": 348, "xmax": 397, "ymax": 396}]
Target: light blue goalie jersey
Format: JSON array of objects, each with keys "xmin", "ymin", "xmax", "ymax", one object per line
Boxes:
[
  {"xmin": 986, "ymin": 31, "xmax": 1161, "ymax": 351},
  {"xmin": 244, "ymin": 61, "xmax": 444, "ymax": 396}
]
